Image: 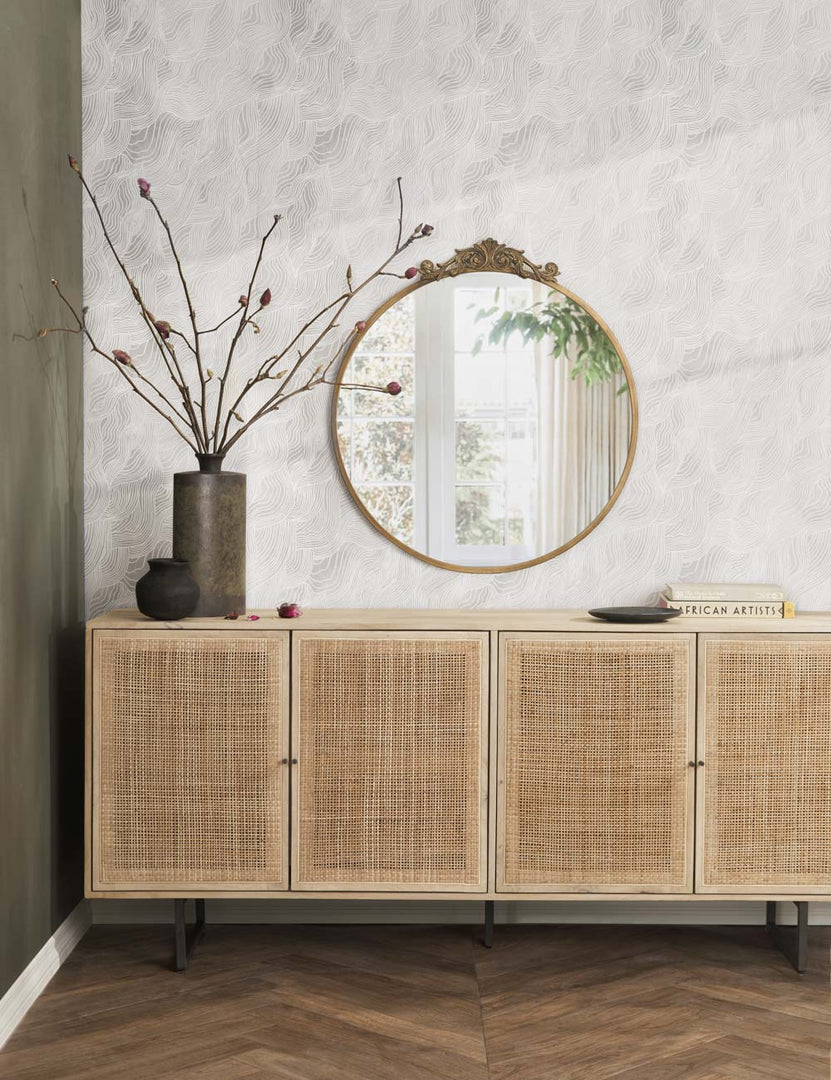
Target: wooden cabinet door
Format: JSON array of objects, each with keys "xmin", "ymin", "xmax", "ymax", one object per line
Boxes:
[
  {"xmin": 91, "ymin": 630, "xmax": 289, "ymax": 893},
  {"xmin": 292, "ymin": 632, "xmax": 488, "ymax": 891},
  {"xmin": 697, "ymin": 634, "xmax": 831, "ymax": 893},
  {"xmin": 498, "ymin": 633, "xmax": 695, "ymax": 893}
]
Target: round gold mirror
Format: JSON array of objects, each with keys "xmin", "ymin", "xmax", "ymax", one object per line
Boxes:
[{"xmin": 333, "ymin": 239, "xmax": 638, "ymax": 573}]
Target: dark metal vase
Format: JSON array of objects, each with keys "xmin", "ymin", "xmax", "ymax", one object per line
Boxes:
[
  {"xmin": 172, "ymin": 453, "xmax": 246, "ymax": 616},
  {"xmin": 135, "ymin": 559, "xmax": 200, "ymax": 621}
]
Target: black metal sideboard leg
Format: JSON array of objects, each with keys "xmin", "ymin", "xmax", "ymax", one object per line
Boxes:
[
  {"xmin": 483, "ymin": 901, "xmax": 494, "ymax": 949},
  {"xmin": 766, "ymin": 901, "xmax": 809, "ymax": 974},
  {"xmin": 174, "ymin": 898, "xmax": 206, "ymax": 971}
]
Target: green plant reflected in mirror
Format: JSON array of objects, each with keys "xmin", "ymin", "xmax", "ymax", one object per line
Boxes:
[
  {"xmin": 332, "ymin": 239, "xmax": 638, "ymax": 574},
  {"xmin": 472, "ymin": 291, "xmax": 627, "ymax": 391}
]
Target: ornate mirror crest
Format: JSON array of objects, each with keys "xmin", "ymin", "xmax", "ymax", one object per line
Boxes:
[{"xmin": 418, "ymin": 238, "xmax": 560, "ymax": 287}]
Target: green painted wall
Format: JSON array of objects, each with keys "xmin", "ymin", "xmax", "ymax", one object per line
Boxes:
[{"xmin": 0, "ymin": 0, "xmax": 84, "ymax": 997}]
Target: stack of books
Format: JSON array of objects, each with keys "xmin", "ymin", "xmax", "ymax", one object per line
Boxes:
[{"xmin": 658, "ymin": 583, "xmax": 795, "ymax": 619}]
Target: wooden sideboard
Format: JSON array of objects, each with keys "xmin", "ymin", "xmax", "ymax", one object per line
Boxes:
[{"xmin": 86, "ymin": 609, "xmax": 831, "ymax": 970}]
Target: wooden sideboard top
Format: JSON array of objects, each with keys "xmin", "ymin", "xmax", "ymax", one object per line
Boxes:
[{"xmin": 88, "ymin": 608, "xmax": 831, "ymax": 634}]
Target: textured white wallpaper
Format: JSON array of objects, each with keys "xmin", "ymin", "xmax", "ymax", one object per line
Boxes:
[{"xmin": 82, "ymin": 0, "xmax": 831, "ymax": 617}]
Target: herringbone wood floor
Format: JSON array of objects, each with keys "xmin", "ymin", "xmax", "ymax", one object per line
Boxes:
[{"xmin": 1, "ymin": 922, "xmax": 829, "ymax": 1079}]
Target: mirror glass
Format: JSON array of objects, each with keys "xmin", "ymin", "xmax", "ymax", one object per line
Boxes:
[{"xmin": 335, "ymin": 269, "xmax": 635, "ymax": 572}]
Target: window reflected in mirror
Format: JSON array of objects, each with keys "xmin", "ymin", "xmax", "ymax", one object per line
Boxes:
[{"xmin": 336, "ymin": 270, "xmax": 634, "ymax": 572}]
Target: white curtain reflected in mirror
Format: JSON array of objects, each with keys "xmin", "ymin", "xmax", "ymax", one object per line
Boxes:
[{"xmin": 336, "ymin": 271, "xmax": 634, "ymax": 571}]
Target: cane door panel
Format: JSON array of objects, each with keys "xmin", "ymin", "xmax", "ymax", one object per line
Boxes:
[
  {"xmin": 292, "ymin": 632, "xmax": 488, "ymax": 891},
  {"xmin": 498, "ymin": 633, "xmax": 695, "ymax": 893},
  {"xmin": 697, "ymin": 634, "xmax": 831, "ymax": 893},
  {"xmin": 91, "ymin": 630, "xmax": 289, "ymax": 892}
]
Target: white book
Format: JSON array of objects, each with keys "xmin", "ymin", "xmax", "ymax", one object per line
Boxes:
[
  {"xmin": 665, "ymin": 582, "xmax": 785, "ymax": 602},
  {"xmin": 659, "ymin": 595, "xmax": 794, "ymax": 619}
]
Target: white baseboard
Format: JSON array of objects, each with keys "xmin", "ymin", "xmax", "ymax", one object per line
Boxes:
[
  {"xmin": 91, "ymin": 898, "xmax": 831, "ymax": 927},
  {"xmin": 0, "ymin": 900, "xmax": 91, "ymax": 1051}
]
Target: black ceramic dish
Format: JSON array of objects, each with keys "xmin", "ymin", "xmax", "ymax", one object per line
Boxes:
[{"xmin": 588, "ymin": 606, "xmax": 682, "ymax": 623}]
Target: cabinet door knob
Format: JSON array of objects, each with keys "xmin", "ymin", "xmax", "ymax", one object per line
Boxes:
[
  {"xmin": 281, "ymin": 758, "xmax": 288, "ymax": 765},
  {"xmin": 698, "ymin": 760, "xmax": 705, "ymax": 767},
  {"xmin": 291, "ymin": 758, "xmax": 298, "ymax": 765},
  {"xmin": 688, "ymin": 761, "xmax": 696, "ymax": 767}
]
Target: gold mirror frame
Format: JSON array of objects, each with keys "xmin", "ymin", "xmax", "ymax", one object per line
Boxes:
[{"xmin": 332, "ymin": 238, "xmax": 639, "ymax": 574}]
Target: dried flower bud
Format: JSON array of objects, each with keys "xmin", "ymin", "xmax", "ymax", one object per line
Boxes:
[
  {"xmin": 404, "ymin": 267, "xmax": 418, "ymax": 279},
  {"xmin": 51, "ymin": 278, "xmax": 58, "ymax": 286},
  {"xmin": 154, "ymin": 320, "xmax": 171, "ymax": 340},
  {"xmin": 273, "ymin": 370, "xmax": 287, "ymax": 379},
  {"xmin": 387, "ymin": 381, "xmax": 402, "ymax": 396},
  {"xmin": 259, "ymin": 288, "xmax": 271, "ymax": 307},
  {"xmin": 278, "ymin": 602, "xmax": 302, "ymax": 619},
  {"xmin": 273, "ymin": 213, "xmax": 281, "ymax": 224},
  {"xmin": 224, "ymin": 611, "xmax": 240, "ymax": 620},
  {"xmin": 355, "ymin": 320, "xmax": 367, "ymax": 332},
  {"xmin": 207, "ymin": 369, "xmax": 214, "ymax": 379},
  {"xmin": 112, "ymin": 349, "xmax": 133, "ymax": 366},
  {"xmin": 232, "ymin": 411, "xmax": 244, "ymax": 422},
  {"xmin": 137, "ymin": 178, "xmax": 151, "ymax": 198},
  {"xmin": 238, "ymin": 294, "xmax": 248, "ymax": 306},
  {"xmin": 38, "ymin": 328, "xmax": 48, "ymax": 338},
  {"xmin": 68, "ymin": 155, "xmax": 80, "ymax": 173},
  {"xmin": 421, "ymin": 224, "xmax": 434, "ymax": 235}
]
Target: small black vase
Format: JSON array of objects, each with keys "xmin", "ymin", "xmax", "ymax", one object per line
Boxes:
[{"xmin": 135, "ymin": 558, "xmax": 200, "ymax": 620}]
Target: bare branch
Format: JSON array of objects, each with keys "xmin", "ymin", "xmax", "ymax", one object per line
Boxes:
[
  {"xmin": 395, "ymin": 176, "xmax": 404, "ymax": 250},
  {"xmin": 210, "ymin": 216, "xmax": 281, "ymax": 449},
  {"xmin": 145, "ymin": 194, "xmax": 209, "ymax": 444},
  {"xmin": 218, "ymin": 221, "xmax": 426, "ymax": 452},
  {"xmin": 73, "ymin": 169, "xmax": 207, "ymax": 450},
  {"xmin": 168, "ymin": 327, "xmax": 197, "ymax": 357},
  {"xmin": 48, "ymin": 279, "xmax": 199, "ymax": 452},
  {"xmin": 202, "ymin": 306, "xmax": 245, "ymax": 334},
  {"xmin": 64, "ymin": 165, "xmax": 429, "ymax": 461},
  {"xmin": 329, "ymin": 381, "xmax": 401, "ymax": 392}
]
